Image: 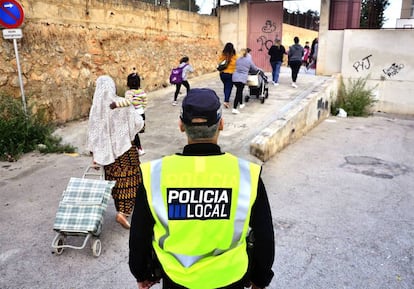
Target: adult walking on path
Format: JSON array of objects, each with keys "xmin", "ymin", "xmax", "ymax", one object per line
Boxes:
[
  {"xmin": 288, "ymin": 36, "xmax": 304, "ymax": 88},
  {"xmin": 268, "ymin": 39, "xmax": 286, "ymax": 86},
  {"xmin": 218, "ymin": 42, "xmax": 238, "ymax": 109},
  {"xmin": 129, "ymin": 88, "xmax": 275, "ymax": 289},
  {"xmin": 232, "ymin": 48, "xmax": 259, "ymax": 114},
  {"xmin": 307, "ymin": 37, "xmax": 318, "ymax": 70},
  {"xmin": 87, "ymin": 75, "xmax": 144, "ymax": 229},
  {"xmin": 302, "ymin": 41, "xmax": 310, "ymax": 67}
]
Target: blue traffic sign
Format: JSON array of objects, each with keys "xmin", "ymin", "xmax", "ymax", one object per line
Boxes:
[{"xmin": 0, "ymin": 0, "xmax": 24, "ymax": 29}]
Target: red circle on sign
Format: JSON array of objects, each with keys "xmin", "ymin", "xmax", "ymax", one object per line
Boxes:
[{"xmin": 0, "ymin": 0, "xmax": 25, "ymax": 29}]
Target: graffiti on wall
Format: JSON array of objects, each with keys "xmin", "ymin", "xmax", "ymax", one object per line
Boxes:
[
  {"xmin": 262, "ymin": 20, "xmax": 276, "ymax": 33},
  {"xmin": 256, "ymin": 36, "xmax": 273, "ymax": 51},
  {"xmin": 317, "ymin": 97, "xmax": 329, "ymax": 120},
  {"xmin": 352, "ymin": 54, "xmax": 373, "ymax": 72},
  {"xmin": 352, "ymin": 53, "xmax": 405, "ymax": 80},
  {"xmin": 382, "ymin": 63, "xmax": 404, "ymax": 78},
  {"xmin": 256, "ymin": 20, "xmax": 277, "ymax": 51}
]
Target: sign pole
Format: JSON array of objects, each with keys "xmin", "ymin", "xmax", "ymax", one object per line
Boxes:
[
  {"xmin": 1, "ymin": 0, "xmax": 26, "ymax": 115},
  {"xmin": 12, "ymin": 37, "xmax": 26, "ymax": 115}
]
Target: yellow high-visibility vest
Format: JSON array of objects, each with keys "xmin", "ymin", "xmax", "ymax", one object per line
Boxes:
[{"xmin": 141, "ymin": 153, "xmax": 260, "ymax": 289}]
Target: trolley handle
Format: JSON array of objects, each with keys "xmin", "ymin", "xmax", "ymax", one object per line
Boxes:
[{"xmin": 82, "ymin": 164, "xmax": 105, "ymax": 179}]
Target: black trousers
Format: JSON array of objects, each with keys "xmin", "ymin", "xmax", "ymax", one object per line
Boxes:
[
  {"xmin": 174, "ymin": 80, "xmax": 190, "ymax": 100},
  {"xmin": 162, "ymin": 274, "xmax": 246, "ymax": 289},
  {"xmin": 233, "ymin": 82, "xmax": 245, "ymax": 109},
  {"xmin": 289, "ymin": 60, "xmax": 302, "ymax": 82}
]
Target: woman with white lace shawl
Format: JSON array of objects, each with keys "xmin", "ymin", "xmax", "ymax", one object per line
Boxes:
[{"xmin": 87, "ymin": 75, "xmax": 144, "ymax": 229}]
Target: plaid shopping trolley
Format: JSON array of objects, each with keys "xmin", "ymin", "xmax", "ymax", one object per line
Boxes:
[{"xmin": 51, "ymin": 165, "xmax": 115, "ymax": 257}]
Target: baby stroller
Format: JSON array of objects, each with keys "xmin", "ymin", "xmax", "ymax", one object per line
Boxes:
[
  {"xmin": 245, "ymin": 70, "xmax": 269, "ymax": 104},
  {"xmin": 51, "ymin": 165, "xmax": 115, "ymax": 257}
]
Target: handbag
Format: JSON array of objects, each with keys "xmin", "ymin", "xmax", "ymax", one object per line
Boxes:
[{"xmin": 216, "ymin": 59, "xmax": 229, "ymax": 71}]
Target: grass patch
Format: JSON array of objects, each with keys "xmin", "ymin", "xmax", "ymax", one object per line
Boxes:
[
  {"xmin": 0, "ymin": 93, "xmax": 75, "ymax": 161},
  {"xmin": 331, "ymin": 76, "xmax": 377, "ymax": 117}
]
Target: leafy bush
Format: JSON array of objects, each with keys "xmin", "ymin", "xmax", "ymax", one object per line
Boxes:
[
  {"xmin": 0, "ymin": 94, "xmax": 75, "ymax": 161},
  {"xmin": 331, "ymin": 76, "xmax": 377, "ymax": 117}
]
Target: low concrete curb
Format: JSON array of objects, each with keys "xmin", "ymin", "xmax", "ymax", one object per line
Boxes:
[{"xmin": 250, "ymin": 74, "xmax": 340, "ymax": 161}]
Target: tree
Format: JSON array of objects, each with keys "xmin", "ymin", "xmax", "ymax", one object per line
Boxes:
[
  {"xmin": 360, "ymin": 0, "xmax": 390, "ymax": 28},
  {"xmin": 283, "ymin": 8, "xmax": 319, "ymax": 31}
]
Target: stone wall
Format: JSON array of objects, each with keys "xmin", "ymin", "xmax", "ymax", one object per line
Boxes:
[{"xmin": 0, "ymin": 0, "xmax": 221, "ymax": 123}]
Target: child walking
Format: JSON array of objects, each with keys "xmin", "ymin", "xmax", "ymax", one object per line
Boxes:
[
  {"xmin": 172, "ymin": 56, "xmax": 194, "ymax": 106},
  {"xmin": 110, "ymin": 68, "xmax": 147, "ymax": 156}
]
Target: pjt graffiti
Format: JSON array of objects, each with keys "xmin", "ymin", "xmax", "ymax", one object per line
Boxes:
[
  {"xmin": 383, "ymin": 63, "xmax": 404, "ymax": 78},
  {"xmin": 353, "ymin": 54, "xmax": 373, "ymax": 72}
]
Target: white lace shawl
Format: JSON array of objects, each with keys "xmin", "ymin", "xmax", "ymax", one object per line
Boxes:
[{"xmin": 87, "ymin": 75, "xmax": 144, "ymax": 166}]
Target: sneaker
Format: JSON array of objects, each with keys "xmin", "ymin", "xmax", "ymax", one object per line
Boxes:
[
  {"xmin": 223, "ymin": 102, "xmax": 230, "ymax": 109},
  {"xmin": 291, "ymin": 83, "xmax": 297, "ymax": 88},
  {"xmin": 172, "ymin": 101, "xmax": 177, "ymax": 106},
  {"xmin": 232, "ymin": 108, "xmax": 240, "ymax": 114},
  {"xmin": 239, "ymin": 104, "xmax": 245, "ymax": 109},
  {"xmin": 273, "ymin": 82, "xmax": 279, "ymax": 86},
  {"xmin": 138, "ymin": 149, "xmax": 146, "ymax": 156}
]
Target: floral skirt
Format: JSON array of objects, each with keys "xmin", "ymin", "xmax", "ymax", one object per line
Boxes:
[{"xmin": 104, "ymin": 145, "xmax": 142, "ymax": 215}]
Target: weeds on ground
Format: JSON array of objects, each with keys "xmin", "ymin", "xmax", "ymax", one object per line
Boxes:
[
  {"xmin": 0, "ymin": 93, "xmax": 75, "ymax": 161},
  {"xmin": 331, "ymin": 76, "xmax": 377, "ymax": 117}
]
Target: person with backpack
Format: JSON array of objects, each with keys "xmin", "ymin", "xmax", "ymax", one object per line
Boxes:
[{"xmin": 171, "ymin": 56, "xmax": 194, "ymax": 106}]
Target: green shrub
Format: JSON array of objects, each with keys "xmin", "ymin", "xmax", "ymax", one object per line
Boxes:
[
  {"xmin": 331, "ymin": 76, "xmax": 377, "ymax": 117},
  {"xmin": 0, "ymin": 94, "xmax": 75, "ymax": 161}
]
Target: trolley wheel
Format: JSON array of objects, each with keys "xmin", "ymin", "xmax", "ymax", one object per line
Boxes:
[
  {"xmin": 53, "ymin": 235, "xmax": 65, "ymax": 255},
  {"xmin": 244, "ymin": 95, "xmax": 250, "ymax": 102},
  {"xmin": 92, "ymin": 239, "xmax": 102, "ymax": 257},
  {"xmin": 260, "ymin": 97, "xmax": 265, "ymax": 104}
]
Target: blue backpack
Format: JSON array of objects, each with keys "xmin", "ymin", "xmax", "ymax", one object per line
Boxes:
[{"xmin": 169, "ymin": 64, "xmax": 188, "ymax": 84}]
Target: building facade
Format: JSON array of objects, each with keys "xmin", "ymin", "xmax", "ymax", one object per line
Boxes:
[{"xmin": 401, "ymin": 0, "xmax": 414, "ymax": 18}]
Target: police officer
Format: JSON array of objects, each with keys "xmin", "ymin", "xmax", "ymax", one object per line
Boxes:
[{"xmin": 129, "ymin": 88, "xmax": 275, "ymax": 289}]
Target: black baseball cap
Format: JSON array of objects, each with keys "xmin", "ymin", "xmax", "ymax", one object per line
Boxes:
[{"xmin": 180, "ymin": 88, "xmax": 222, "ymax": 127}]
